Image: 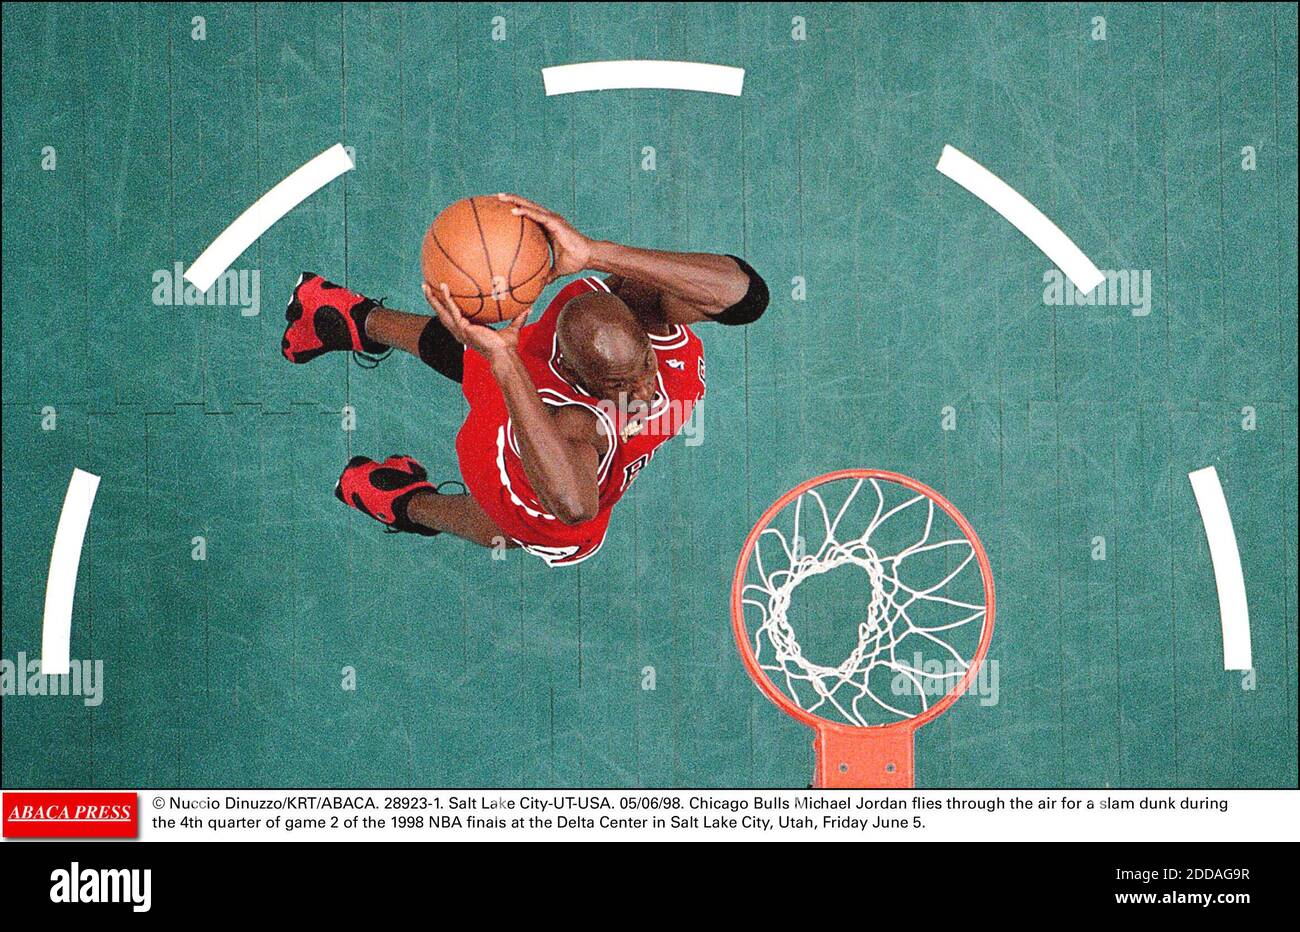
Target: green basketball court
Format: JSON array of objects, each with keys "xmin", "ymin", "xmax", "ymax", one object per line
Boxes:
[{"xmin": 2, "ymin": 2, "xmax": 1295, "ymax": 788}]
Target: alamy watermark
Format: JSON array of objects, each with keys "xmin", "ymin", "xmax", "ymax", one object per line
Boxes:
[
  {"xmin": 890, "ymin": 655, "xmax": 1000, "ymax": 707},
  {"xmin": 152, "ymin": 263, "xmax": 261, "ymax": 316},
  {"xmin": 597, "ymin": 394, "xmax": 704, "ymax": 447},
  {"xmin": 1, "ymin": 653, "xmax": 104, "ymax": 707},
  {"xmin": 1042, "ymin": 268, "xmax": 1152, "ymax": 316}
]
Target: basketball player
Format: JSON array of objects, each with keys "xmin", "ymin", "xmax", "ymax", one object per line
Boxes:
[{"xmin": 281, "ymin": 193, "xmax": 768, "ymax": 566}]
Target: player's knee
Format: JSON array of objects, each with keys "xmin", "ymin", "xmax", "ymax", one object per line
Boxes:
[
  {"xmin": 708, "ymin": 255, "xmax": 769, "ymax": 326},
  {"xmin": 418, "ymin": 317, "xmax": 465, "ymax": 382}
]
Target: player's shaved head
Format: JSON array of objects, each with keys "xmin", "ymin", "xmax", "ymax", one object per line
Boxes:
[{"xmin": 556, "ymin": 292, "xmax": 656, "ymax": 404}]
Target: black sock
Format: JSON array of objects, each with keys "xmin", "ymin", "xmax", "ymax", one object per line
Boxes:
[{"xmin": 353, "ymin": 299, "xmax": 389, "ymax": 355}]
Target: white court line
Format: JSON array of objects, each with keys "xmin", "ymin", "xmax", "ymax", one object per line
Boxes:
[
  {"xmin": 542, "ymin": 60, "xmax": 744, "ymax": 96},
  {"xmin": 935, "ymin": 144, "xmax": 1104, "ymax": 294},
  {"xmin": 183, "ymin": 143, "xmax": 355, "ymax": 292},
  {"xmin": 1188, "ymin": 466, "xmax": 1252, "ymax": 671},
  {"xmin": 41, "ymin": 468, "xmax": 101, "ymax": 676}
]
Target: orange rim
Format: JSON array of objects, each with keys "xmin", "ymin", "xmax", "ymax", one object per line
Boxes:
[{"xmin": 730, "ymin": 469, "xmax": 996, "ymax": 740}]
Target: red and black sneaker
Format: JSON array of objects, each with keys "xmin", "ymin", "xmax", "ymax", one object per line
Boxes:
[
  {"xmin": 283, "ymin": 272, "xmax": 390, "ymax": 365},
  {"xmin": 334, "ymin": 455, "xmax": 451, "ymax": 536}
]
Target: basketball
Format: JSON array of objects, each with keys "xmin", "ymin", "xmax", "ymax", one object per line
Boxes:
[{"xmin": 420, "ymin": 195, "xmax": 552, "ymax": 322}]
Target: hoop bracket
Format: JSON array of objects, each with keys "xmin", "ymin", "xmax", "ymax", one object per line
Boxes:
[{"xmin": 814, "ymin": 725, "xmax": 915, "ymax": 788}]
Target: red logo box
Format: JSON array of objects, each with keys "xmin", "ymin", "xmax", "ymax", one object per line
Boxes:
[{"xmin": 3, "ymin": 792, "xmax": 138, "ymax": 838}]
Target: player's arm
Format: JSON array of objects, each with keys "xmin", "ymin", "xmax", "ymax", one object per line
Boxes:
[
  {"xmin": 592, "ymin": 244, "xmax": 758, "ymax": 325},
  {"xmin": 497, "ymin": 193, "xmax": 768, "ymax": 328},
  {"xmin": 422, "ymin": 284, "xmax": 601, "ymax": 525},
  {"xmin": 487, "ymin": 349, "xmax": 602, "ymax": 524}
]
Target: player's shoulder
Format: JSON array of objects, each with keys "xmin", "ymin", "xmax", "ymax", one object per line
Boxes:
[
  {"xmin": 536, "ymin": 389, "xmax": 616, "ymax": 463},
  {"xmin": 549, "ymin": 399, "xmax": 603, "ymax": 438},
  {"xmin": 648, "ymin": 321, "xmax": 700, "ymax": 354}
]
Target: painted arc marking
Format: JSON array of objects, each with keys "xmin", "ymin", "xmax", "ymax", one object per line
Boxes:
[
  {"xmin": 42, "ymin": 468, "xmax": 101, "ymax": 676},
  {"xmin": 542, "ymin": 60, "xmax": 744, "ymax": 97},
  {"xmin": 183, "ymin": 143, "xmax": 355, "ymax": 292},
  {"xmin": 1188, "ymin": 466, "xmax": 1252, "ymax": 671},
  {"xmin": 935, "ymin": 144, "xmax": 1104, "ymax": 295}
]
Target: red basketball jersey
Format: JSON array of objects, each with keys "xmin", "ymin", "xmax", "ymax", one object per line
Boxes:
[{"xmin": 456, "ymin": 277, "xmax": 706, "ymax": 565}]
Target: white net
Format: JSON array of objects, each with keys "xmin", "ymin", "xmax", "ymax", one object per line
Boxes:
[{"xmin": 740, "ymin": 476, "xmax": 990, "ymax": 728}]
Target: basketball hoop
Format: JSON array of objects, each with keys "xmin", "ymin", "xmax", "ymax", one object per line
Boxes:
[{"xmin": 731, "ymin": 469, "xmax": 995, "ymax": 788}]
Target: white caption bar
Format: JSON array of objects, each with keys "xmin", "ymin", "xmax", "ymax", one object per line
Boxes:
[
  {"xmin": 543, "ymin": 60, "xmax": 744, "ymax": 96},
  {"xmin": 42, "ymin": 468, "xmax": 101, "ymax": 676},
  {"xmin": 935, "ymin": 144, "xmax": 1104, "ymax": 294},
  {"xmin": 1188, "ymin": 466, "xmax": 1252, "ymax": 671},
  {"xmin": 184, "ymin": 143, "xmax": 355, "ymax": 292}
]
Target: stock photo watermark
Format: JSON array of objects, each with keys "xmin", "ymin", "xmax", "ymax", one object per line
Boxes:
[
  {"xmin": 153, "ymin": 263, "xmax": 262, "ymax": 317},
  {"xmin": 595, "ymin": 394, "xmax": 705, "ymax": 448},
  {"xmin": 1042, "ymin": 268, "xmax": 1153, "ymax": 316},
  {"xmin": 1, "ymin": 653, "xmax": 104, "ymax": 707},
  {"xmin": 890, "ymin": 656, "xmax": 1000, "ymax": 707}
]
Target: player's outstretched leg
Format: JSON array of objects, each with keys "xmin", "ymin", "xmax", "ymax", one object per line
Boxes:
[
  {"xmin": 334, "ymin": 454, "xmax": 511, "ymax": 547},
  {"xmin": 282, "ymin": 272, "xmax": 390, "ymax": 363},
  {"xmin": 281, "ymin": 271, "xmax": 464, "ymax": 383},
  {"xmin": 334, "ymin": 455, "xmax": 442, "ymax": 535}
]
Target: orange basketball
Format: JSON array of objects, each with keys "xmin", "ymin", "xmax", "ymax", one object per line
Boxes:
[{"xmin": 420, "ymin": 196, "xmax": 552, "ymax": 322}]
